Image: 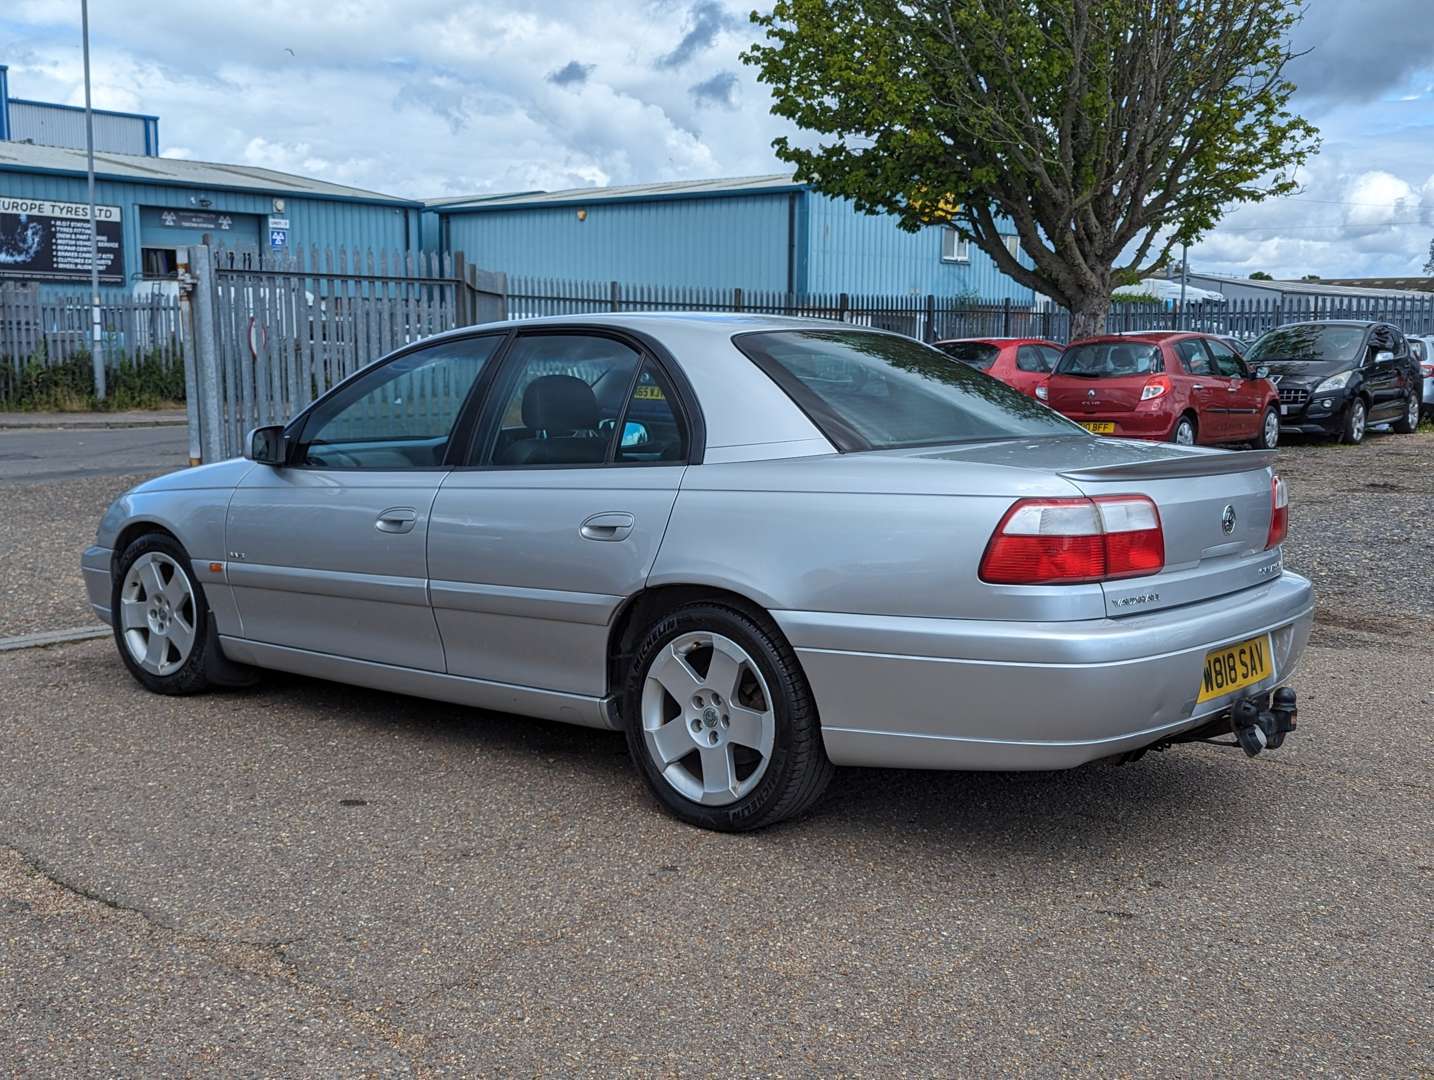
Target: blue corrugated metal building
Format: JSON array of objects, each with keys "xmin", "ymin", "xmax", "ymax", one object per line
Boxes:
[
  {"xmin": 0, "ymin": 141, "xmax": 422, "ymax": 296},
  {"xmin": 433, "ymin": 175, "xmax": 1035, "ymax": 303},
  {"xmin": 1, "ymin": 65, "xmax": 160, "ymax": 157}
]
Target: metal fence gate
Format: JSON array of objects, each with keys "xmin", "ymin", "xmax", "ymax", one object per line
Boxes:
[{"xmin": 186, "ymin": 244, "xmax": 505, "ymax": 461}]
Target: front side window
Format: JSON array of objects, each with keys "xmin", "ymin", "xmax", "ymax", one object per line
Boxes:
[
  {"xmin": 1055, "ymin": 342, "xmax": 1162, "ymax": 378},
  {"xmin": 936, "ymin": 341, "xmax": 999, "ymax": 369},
  {"xmin": 1204, "ymin": 337, "xmax": 1247, "ymax": 377},
  {"xmin": 735, "ymin": 330, "xmax": 1085, "ymax": 451},
  {"xmin": 297, "ymin": 336, "xmax": 501, "ymax": 468}
]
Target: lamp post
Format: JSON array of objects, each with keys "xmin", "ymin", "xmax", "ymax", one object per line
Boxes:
[{"xmin": 82, "ymin": 0, "xmax": 105, "ymax": 399}]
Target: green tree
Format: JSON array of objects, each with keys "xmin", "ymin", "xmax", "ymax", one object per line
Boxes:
[
  {"xmin": 744, "ymin": 0, "xmax": 1320, "ymax": 338},
  {"xmin": 1249, "ymin": 271, "xmax": 1274, "ymax": 280},
  {"xmin": 1423, "ymin": 238, "xmax": 1434, "ymax": 276}
]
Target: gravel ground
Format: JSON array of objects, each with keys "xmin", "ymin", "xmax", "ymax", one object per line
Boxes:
[{"xmin": 0, "ymin": 424, "xmax": 1430, "ymax": 1075}]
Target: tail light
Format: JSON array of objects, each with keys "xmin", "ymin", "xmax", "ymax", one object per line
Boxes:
[
  {"xmin": 1035, "ymin": 383, "xmax": 1049, "ymax": 401},
  {"xmin": 1140, "ymin": 375, "xmax": 1171, "ymax": 401},
  {"xmin": 1266, "ymin": 472, "xmax": 1288, "ymax": 549},
  {"xmin": 980, "ymin": 495, "xmax": 1164, "ymax": 585}
]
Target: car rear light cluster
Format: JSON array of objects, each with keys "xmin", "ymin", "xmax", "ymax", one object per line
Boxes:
[
  {"xmin": 1140, "ymin": 375, "xmax": 1171, "ymax": 401},
  {"xmin": 980, "ymin": 495, "xmax": 1165, "ymax": 585},
  {"xmin": 1266, "ymin": 472, "xmax": 1288, "ymax": 550}
]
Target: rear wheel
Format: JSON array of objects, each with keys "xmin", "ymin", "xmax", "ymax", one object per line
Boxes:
[
  {"xmin": 1392, "ymin": 392, "xmax": 1420, "ymax": 434},
  {"xmin": 1255, "ymin": 407, "xmax": 1280, "ymax": 450},
  {"xmin": 112, "ymin": 533, "xmax": 257, "ymax": 694},
  {"xmin": 1339, "ymin": 398, "xmax": 1367, "ymax": 444},
  {"xmin": 1171, "ymin": 414, "xmax": 1197, "ymax": 446},
  {"xmin": 623, "ymin": 602, "xmax": 833, "ymax": 831}
]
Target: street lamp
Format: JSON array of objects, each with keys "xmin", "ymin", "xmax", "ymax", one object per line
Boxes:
[{"xmin": 82, "ymin": 0, "xmax": 105, "ymax": 399}]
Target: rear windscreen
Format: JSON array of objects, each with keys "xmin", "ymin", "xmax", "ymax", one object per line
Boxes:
[{"xmin": 1055, "ymin": 342, "xmax": 1161, "ymax": 377}]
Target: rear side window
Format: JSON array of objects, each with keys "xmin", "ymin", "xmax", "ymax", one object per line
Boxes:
[
  {"xmin": 1056, "ymin": 342, "xmax": 1162, "ymax": 377},
  {"xmin": 1175, "ymin": 339, "xmax": 1212, "ymax": 376},
  {"xmin": 734, "ymin": 329, "xmax": 1085, "ymax": 451},
  {"xmin": 1016, "ymin": 345, "xmax": 1055, "ymax": 373},
  {"xmin": 935, "ymin": 341, "xmax": 999, "ymax": 369}
]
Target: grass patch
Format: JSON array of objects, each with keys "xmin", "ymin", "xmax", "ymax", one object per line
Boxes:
[{"xmin": 0, "ymin": 348, "xmax": 186, "ymax": 412}]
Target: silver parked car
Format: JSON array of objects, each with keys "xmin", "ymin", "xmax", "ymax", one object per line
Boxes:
[{"xmin": 83, "ymin": 314, "xmax": 1313, "ymax": 830}]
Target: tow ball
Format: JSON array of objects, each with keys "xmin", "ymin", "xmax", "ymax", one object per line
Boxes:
[{"xmin": 1231, "ymin": 688, "xmax": 1298, "ymax": 757}]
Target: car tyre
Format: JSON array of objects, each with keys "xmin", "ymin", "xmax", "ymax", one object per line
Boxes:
[
  {"xmin": 1171, "ymin": 414, "xmax": 1197, "ymax": 446},
  {"xmin": 1392, "ymin": 392, "xmax": 1420, "ymax": 435},
  {"xmin": 623, "ymin": 601, "xmax": 834, "ymax": 832},
  {"xmin": 1254, "ymin": 407, "xmax": 1280, "ymax": 450},
  {"xmin": 111, "ymin": 533, "xmax": 258, "ymax": 695},
  {"xmin": 1339, "ymin": 398, "xmax": 1367, "ymax": 445}
]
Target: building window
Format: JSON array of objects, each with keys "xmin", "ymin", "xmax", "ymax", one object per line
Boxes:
[
  {"xmin": 1002, "ymin": 234, "xmax": 1021, "ymax": 260},
  {"xmin": 141, "ymin": 247, "xmax": 180, "ymax": 280},
  {"xmin": 941, "ymin": 227, "xmax": 971, "ymax": 263}
]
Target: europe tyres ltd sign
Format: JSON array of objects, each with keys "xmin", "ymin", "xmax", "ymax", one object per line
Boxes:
[{"xmin": 0, "ymin": 197, "xmax": 125, "ymax": 284}]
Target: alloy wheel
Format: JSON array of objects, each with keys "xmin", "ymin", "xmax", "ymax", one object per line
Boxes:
[
  {"xmin": 1174, "ymin": 419, "xmax": 1195, "ymax": 445},
  {"xmin": 1409, "ymin": 396, "xmax": 1421, "ymax": 430},
  {"xmin": 640, "ymin": 630, "xmax": 777, "ymax": 806},
  {"xmin": 1350, "ymin": 401, "xmax": 1366, "ymax": 442},
  {"xmin": 119, "ymin": 552, "xmax": 197, "ymax": 676},
  {"xmin": 1263, "ymin": 410, "xmax": 1279, "ymax": 449}
]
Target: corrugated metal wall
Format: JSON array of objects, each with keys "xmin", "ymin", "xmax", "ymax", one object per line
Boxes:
[
  {"xmin": 803, "ymin": 194, "xmax": 1035, "ymax": 301},
  {"xmin": 443, "ymin": 194, "xmax": 795, "ymax": 290},
  {"xmin": 7, "ymin": 101, "xmax": 155, "ymax": 156},
  {"xmin": 0, "ymin": 169, "xmax": 417, "ymax": 295}
]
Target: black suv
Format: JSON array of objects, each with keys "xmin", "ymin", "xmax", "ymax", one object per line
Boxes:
[{"xmin": 1245, "ymin": 321, "xmax": 1424, "ymax": 444}]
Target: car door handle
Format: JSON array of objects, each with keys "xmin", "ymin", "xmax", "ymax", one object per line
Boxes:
[
  {"xmin": 375, "ymin": 507, "xmax": 418, "ymax": 534},
  {"xmin": 580, "ymin": 512, "xmax": 635, "ymax": 542},
  {"xmin": 1192, "ymin": 384, "xmax": 1205, "ymax": 391}
]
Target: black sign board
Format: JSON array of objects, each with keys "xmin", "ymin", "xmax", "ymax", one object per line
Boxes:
[
  {"xmin": 157, "ymin": 209, "xmax": 234, "ymax": 231},
  {"xmin": 0, "ymin": 197, "xmax": 125, "ymax": 284}
]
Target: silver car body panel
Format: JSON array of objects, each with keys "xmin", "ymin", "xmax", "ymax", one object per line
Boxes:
[{"xmin": 83, "ymin": 313, "xmax": 1317, "ymax": 772}]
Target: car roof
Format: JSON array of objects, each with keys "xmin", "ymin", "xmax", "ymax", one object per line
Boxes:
[{"xmin": 933, "ymin": 336, "xmax": 1056, "ymax": 345}]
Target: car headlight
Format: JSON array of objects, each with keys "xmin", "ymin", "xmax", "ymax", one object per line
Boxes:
[{"xmin": 1313, "ymin": 371, "xmax": 1352, "ymax": 394}]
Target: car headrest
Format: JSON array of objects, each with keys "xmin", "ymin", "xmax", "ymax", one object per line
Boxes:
[{"xmin": 521, "ymin": 374, "xmax": 599, "ymax": 432}]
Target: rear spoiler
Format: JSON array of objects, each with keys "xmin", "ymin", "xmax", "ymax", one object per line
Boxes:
[{"xmin": 1060, "ymin": 449, "xmax": 1275, "ymax": 482}]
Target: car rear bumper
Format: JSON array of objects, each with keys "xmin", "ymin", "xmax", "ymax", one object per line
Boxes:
[
  {"xmin": 1059, "ymin": 410, "xmax": 1173, "ymax": 439},
  {"xmin": 82, "ymin": 545, "xmax": 114, "ymax": 625},
  {"xmin": 774, "ymin": 572, "xmax": 1314, "ymax": 770}
]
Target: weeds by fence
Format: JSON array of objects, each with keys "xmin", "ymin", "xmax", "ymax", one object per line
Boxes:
[{"xmin": 0, "ymin": 281, "xmax": 183, "ymax": 372}]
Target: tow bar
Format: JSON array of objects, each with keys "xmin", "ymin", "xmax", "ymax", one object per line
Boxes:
[{"xmin": 1122, "ymin": 687, "xmax": 1299, "ymax": 762}]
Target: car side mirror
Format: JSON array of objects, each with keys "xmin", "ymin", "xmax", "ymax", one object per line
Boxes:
[
  {"xmin": 1255, "ymin": 365, "xmax": 1270, "ymax": 379},
  {"xmin": 246, "ymin": 425, "xmax": 288, "ymax": 465},
  {"xmin": 1374, "ymin": 350, "xmax": 1394, "ymax": 364}
]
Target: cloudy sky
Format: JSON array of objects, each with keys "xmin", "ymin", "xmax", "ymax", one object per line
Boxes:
[{"xmin": 2, "ymin": 0, "xmax": 1432, "ymax": 279}]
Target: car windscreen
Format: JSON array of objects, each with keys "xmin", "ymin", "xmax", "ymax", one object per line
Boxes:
[
  {"xmin": 1246, "ymin": 325, "xmax": 1364, "ymax": 364},
  {"xmin": 934, "ymin": 341, "xmax": 999, "ymax": 369},
  {"xmin": 1054, "ymin": 342, "xmax": 1161, "ymax": 378},
  {"xmin": 733, "ymin": 329, "xmax": 1086, "ymax": 451}
]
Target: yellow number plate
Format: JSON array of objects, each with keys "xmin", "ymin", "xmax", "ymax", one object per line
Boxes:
[
  {"xmin": 1079, "ymin": 421, "xmax": 1116, "ymax": 434},
  {"xmin": 633, "ymin": 385, "xmax": 666, "ymax": 400},
  {"xmin": 1197, "ymin": 634, "xmax": 1273, "ymax": 703}
]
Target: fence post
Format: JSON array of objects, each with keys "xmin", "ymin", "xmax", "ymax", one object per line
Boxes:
[
  {"xmin": 451, "ymin": 251, "xmax": 470, "ymax": 326},
  {"xmin": 175, "ymin": 248, "xmax": 204, "ymax": 465},
  {"xmin": 838, "ymin": 293, "xmax": 850, "ymax": 322},
  {"xmin": 1001, "ymin": 297, "xmax": 1012, "ymax": 337},
  {"xmin": 924, "ymin": 295, "xmax": 936, "ymax": 342},
  {"xmin": 610, "ymin": 281, "xmax": 621, "ymax": 313},
  {"xmin": 733, "ymin": 287, "xmax": 743, "ymax": 313},
  {"xmin": 185, "ymin": 245, "xmax": 225, "ymax": 463}
]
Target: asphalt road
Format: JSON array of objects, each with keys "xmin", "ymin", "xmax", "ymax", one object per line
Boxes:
[
  {"xmin": 0, "ymin": 428, "xmax": 1430, "ymax": 1076},
  {"xmin": 0, "ymin": 424, "xmax": 188, "ymax": 484}
]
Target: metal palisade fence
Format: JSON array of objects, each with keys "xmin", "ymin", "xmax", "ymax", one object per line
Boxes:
[
  {"xmin": 0, "ymin": 280, "xmax": 182, "ymax": 371},
  {"xmin": 177, "ymin": 246, "xmax": 1434, "ymax": 461}
]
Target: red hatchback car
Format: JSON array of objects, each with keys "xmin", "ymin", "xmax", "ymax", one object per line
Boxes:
[
  {"xmin": 1038, "ymin": 332, "xmax": 1280, "ymax": 448},
  {"xmin": 934, "ymin": 337, "xmax": 1064, "ymax": 398}
]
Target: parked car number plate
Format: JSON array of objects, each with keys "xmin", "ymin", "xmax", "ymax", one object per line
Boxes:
[
  {"xmin": 1079, "ymin": 421, "xmax": 1116, "ymax": 434},
  {"xmin": 1197, "ymin": 634, "xmax": 1273, "ymax": 703}
]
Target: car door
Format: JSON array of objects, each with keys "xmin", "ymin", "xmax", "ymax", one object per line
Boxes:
[
  {"xmin": 1205, "ymin": 336, "xmax": 1265, "ymax": 440},
  {"xmin": 225, "ymin": 334, "xmax": 504, "ymax": 671},
  {"xmin": 1173, "ymin": 338, "xmax": 1228, "ymax": 440},
  {"xmin": 1362, "ymin": 325, "xmax": 1403, "ymax": 420},
  {"xmin": 427, "ymin": 330, "xmax": 693, "ymax": 697}
]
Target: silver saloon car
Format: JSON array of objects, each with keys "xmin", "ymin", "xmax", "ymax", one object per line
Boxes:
[{"xmin": 83, "ymin": 314, "xmax": 1313, "ymax": 831}]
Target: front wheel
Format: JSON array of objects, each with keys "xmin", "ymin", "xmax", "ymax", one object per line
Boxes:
[
  {"xmin": 623, "ymin": 602, "xmax": 834, "ymax": 831},
  {"xmin": 1392, "ymin": 392, "xmax": 1420, "ymax": 435},
  {"xmin": 1255, "ymin": 407, "xmax": 1280, "ymax": 450},
  {"xmin": 112, "ymin": 533, "xmax": 256, "ymax": 694},
  {"xmin": 1339, "ymin": 398, "xmax": 1367, "ymax": 445}
]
